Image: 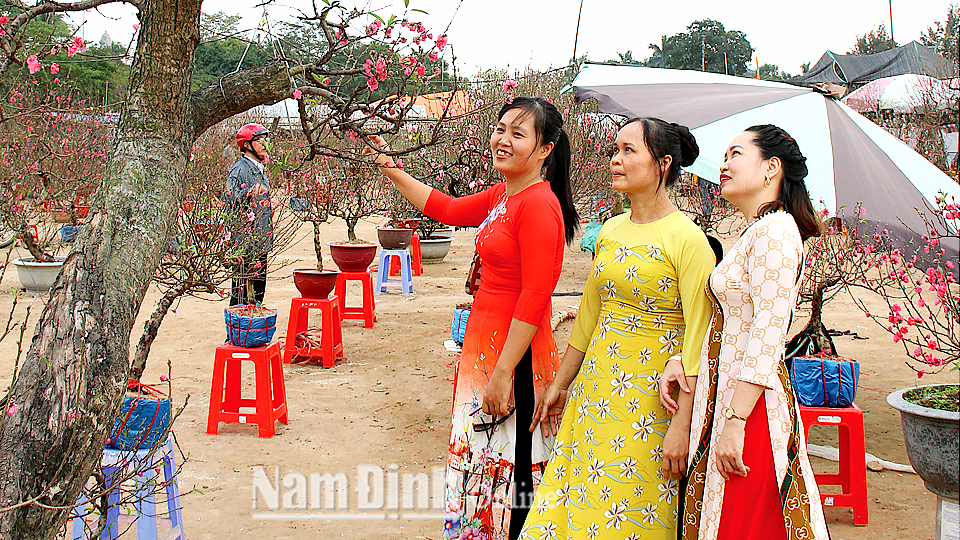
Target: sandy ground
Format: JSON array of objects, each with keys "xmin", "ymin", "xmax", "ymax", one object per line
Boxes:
[{"xmin": 0, "ymin": 217, "xmax": 956, "ymax": 540}]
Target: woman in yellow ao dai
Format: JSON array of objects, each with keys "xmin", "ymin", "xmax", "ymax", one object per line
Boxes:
[{"xmin": 521, "ymin": 118, "xmax": 714, "ymax": 540}]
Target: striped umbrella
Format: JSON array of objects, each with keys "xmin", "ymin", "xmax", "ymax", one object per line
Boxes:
[
  {"xmin": 572, "ymin": 63, "xmax": 959, "ymax": 264},
  {"xmin": 843, "ymin": 74, "xmax": 960, "ymax": 113}
]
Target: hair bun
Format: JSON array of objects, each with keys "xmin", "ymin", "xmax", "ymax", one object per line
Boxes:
[{"xmin": 675, "ymin": 125, "xmax": 700, "ymax": 167}]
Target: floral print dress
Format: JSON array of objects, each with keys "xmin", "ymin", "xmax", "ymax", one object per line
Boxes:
[{"xmin": 520, "ymin": 212, "xmax": 714, "ymax": 540}]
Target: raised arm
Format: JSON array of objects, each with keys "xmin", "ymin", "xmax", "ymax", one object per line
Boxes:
[{"xmin": 366, "ymin": 134, "xmax": 498, "ymax": 227}]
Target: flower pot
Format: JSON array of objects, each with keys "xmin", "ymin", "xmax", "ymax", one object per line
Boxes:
[
  {"xmin": 289, "ymin": 197, "xmax": 310, "ymax": 212},
  {"xmin": 420, "ymin": 237, "xmax": 453, "ymax": 263},
  {"xmin": 887, "ymin": 384, "xmax": 959, "ymax": 499},
  {"xmin": 378, "ymin": 227, "xmax": 413, "ymax": 249},
  {"xmin": 12, "ymin": 257, "xmax": 67, "ymax": 293},
  {"xmin": 224, "ymin": 305, "xmax": 277, "ymax": 348},
  {"xmin": 74, "ymin": 205, "xmax": 90, "ymax": 219},
  {"xmin": 424, "ymin": 226, "xmax": 455, "ymax": 239},
  {"xmin": 51, "ymin": 208, "xmax": 73, "ymax": 223},
  {"xmin": 60, "ymin": 224, "xmax": 82, "ymax": 243},
  {"xmin": 329, "ymin": 243, "xmax": 377, "ymax": 272},
  {"xmin": 394, "ymin": 219, "xmax": 420, "ymax": 230},
  {"xmin": 293, "ymin": 269, "xmax": 339, "ymax": 299}
]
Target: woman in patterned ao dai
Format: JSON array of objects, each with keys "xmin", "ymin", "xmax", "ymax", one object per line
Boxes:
[
  {"xmin": 661, "ymin": 125, "xmax": 829, "ymax": 540},
  {"xmin": 520, "ymin": 118, "xmax": 715, "ymax": 540}
]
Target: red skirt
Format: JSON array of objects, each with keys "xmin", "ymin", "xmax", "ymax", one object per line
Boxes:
[{"xmin": 717, "ymin": 395, "xmax": 788, "ymax": 540}]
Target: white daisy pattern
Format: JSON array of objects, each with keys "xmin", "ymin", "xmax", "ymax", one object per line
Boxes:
[{"xmin": 519, "ymin": 219, "xmax": 714, "ymax": 539}]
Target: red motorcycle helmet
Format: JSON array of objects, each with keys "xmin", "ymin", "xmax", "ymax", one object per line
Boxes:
[{"xmin": 236, "ymin": 123, "xmax": 269, "ymax": 148}]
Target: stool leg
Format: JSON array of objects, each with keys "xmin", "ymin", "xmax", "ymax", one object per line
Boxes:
[
  {"xmin": 254, "ymin": 355, "xmax": 275, "ymax": 438},
  {"xmin": 333, "ymin": 300, "xmax": 344, "ymax": 360},
  {"xmin": 270, "ymin": 345, "xmax": 288, "ymax": 424},
  {"xmin": 71, "ymin": 487, "xmax": 88, "ymax": 540},
  {"xmin": 162, "ymin": 443, "xmax": 186, "ymax": 539},
  {"xmin": 375, "ymin": 252, "xmax": 389, "ymax": 295},
  {"xmin": 364, "ymin": 271, "xmax": 377, "ymax": 326},
  {"xmin": 411, "ymin": 234, "xmax": 423, "ymax": 276},
  {"xmin": 223, "ymin": 358, "xmax": 241, "ymax": 413},
  {"xmin": 283, "ymin": 300, "xmax": 301, "ymax": 364},
  {"xmin": 100, "ymin": 466, "xmax": 121, "ymax": 540},
  {"xmin": 838, "ymin": 424, "xmax": 852, "ymax": 495},
  {"xmin": 848, "ymin": 414, "xmax": 869, "ymax": 526},
  {"xmin": 134, "ymin": 464, "xmax": 159, "ymax": 540},
  {"xmin": 401, "ymin": 251, "xmax": 413, "ymax": 295},
  {"xmin": 206, "ymin": 354, "xmax": 227, "ymax": 435}
]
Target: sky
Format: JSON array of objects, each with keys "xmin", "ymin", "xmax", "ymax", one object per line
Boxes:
[{"xmin": 68, "ymin": 0, "xmax": 958, "ymax": 76}]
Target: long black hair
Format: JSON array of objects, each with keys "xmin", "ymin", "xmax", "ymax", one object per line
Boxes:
[
  {"xmin": 497, "ymin": 97, "xmax": 579, "ymax": 244},
  {"xmin": 745, "ymin": 125, "xmax": 822, "ymax": 241},
  {"xmin": 622, "ymin": 117, "xmax": 699, "ymax": 191}
]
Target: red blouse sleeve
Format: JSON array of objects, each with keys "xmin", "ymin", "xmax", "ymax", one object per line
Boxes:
[
  {"xmin": 423, "ymin": 184, "xmax": 504, "ymax": 227},
  {"xmin": 512, "ymin": 190, "xmax": 563, "ymax": 325}
]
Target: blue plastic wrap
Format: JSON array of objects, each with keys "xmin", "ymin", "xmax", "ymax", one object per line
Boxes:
[{"xmin": 790, "ymin": 356, "xmax": 860, "ymax": 407}]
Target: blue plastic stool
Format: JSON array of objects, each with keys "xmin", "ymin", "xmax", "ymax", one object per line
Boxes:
[
  {"xmin": 376, "ymin": 248, "xmax": 413, "ymax": 295},
  {"xmin": 69, "ymin": 438, "xmax": 185, "ymax": 540}
]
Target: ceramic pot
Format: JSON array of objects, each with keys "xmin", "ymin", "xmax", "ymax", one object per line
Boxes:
[
  {"xmin": 329, "ymin": 243, "xmax": 377, "ymax": 272},
  {"xmin": 378, "ymin": 227, "xmax": 414, "ymax": 249},
  {"xmin": 293, "ymin": 269, "xmax": 340, "ymax": 299}
]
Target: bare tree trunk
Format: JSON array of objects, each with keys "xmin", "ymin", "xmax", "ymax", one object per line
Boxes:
[
  {"xmin": 129, "ymin": 281, "xmax": 192, "ymax": 381},
  {"xmin": 313, "ymin": 221, "xmax": 323, "ymax": 271},
  {"xmin": 0, "ymin": 1, "xmax": 203, "ymax": 536},
  {"xmin": 806, "ymin": 283, "xmax": 837, "ymax": 354},
  {"xmin": 347, "ymin": 218, "xmax": 358, "ymax": 242}
]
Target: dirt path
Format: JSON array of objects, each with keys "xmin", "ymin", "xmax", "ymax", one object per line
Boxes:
[{"xmin": 0, "ymin": 217, "xmax": 954, "ymax": 539}]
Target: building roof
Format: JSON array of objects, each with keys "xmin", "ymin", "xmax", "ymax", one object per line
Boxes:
[{"xmin": 788, "ymin": 41, "xmax": 954, "ymax": 87}]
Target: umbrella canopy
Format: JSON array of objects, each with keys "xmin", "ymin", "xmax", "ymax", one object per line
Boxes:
[
  {"xmin": 843, "ymin": 74, "xmax": 960, "ymax": 113},
  {"xmin": 572, "ymin": 63, "xmax": 959, "ymax": 265}
]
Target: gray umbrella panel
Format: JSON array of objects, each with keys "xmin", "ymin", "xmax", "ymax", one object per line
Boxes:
[
  {"xmin": 575, "ymin": 84, "xmax": 808, "ymax": 130},
  {"xmin": 572, "ymin": 64, "xmax": 959, "ymax": 274}
]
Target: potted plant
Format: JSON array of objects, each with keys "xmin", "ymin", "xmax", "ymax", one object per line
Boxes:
[
  {"xmin": 849, "ymin": 195, "xmax": 959, "ymax": 533},
  {"xmin": 324, "ymin": 160, "xmax": 387, "ymax": 272}
]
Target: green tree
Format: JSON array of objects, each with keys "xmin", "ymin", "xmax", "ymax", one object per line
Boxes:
[
  {"xmin": 920, "ymin": 3, "xmax": 959, "ymax": 66},
  {"xmin": 652, "ymin": 19, "xmax": 753, "ymax": 75},
  {"xmin": 607, "ymin": 50, "xmax": 640, "ymax": 65},
  {"xmin": 758, "ymin": 63, "xmax": 791, "ymax": 80},
  {"xmin": 0, "ymin": 4, "xmax": 128, "ymax": 105},
  {"xmin": 850, "ymin": 23, "xmax": 898, "ymax": 55},
  {"xmin": 192, "ymin": 12, "xmax": 271, "ymax": 91}
]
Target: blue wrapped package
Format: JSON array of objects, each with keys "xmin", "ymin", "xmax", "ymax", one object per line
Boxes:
[
  {"xmin": 107, "ymin": 382, "xmax": 171, "ymax": 451},
  {"xmin": 224, "ymin": 305, "xmax": 277, "ymax": 348},
  {"xmin": 790, "ymin": 356, "xmax": 860, "ymax": 407}
]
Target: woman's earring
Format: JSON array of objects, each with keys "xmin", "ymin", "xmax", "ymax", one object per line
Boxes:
[{"xmin": 764, "ymin": 176, "xmax": 771, "ymax": 187}]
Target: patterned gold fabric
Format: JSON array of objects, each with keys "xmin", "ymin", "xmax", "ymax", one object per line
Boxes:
[{"xmin": 683, "ymin": 211, "xmax": 829, "ymax": 540}]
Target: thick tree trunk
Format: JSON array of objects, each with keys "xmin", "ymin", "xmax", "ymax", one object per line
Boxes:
[
  {"xmin": 806, "ymin": 284, "xmax": 838, "ymax": 355},
  {"xmin": 347, "ymin": 218, "xmax": 358, "ymax": 242},
  {"xmin": 129, "ymin": 281, "xmax": 192, "ymax": 381},
  {"xmin": 313, "ymin": 221, "xmax": 323, "ymax": 271},
  {"xmin": 0, "ymin": 0, "xmax": 203, "ymax": 537}
]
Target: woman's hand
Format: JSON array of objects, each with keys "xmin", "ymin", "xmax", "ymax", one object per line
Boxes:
[
  {"xmin": 482, "ymin": 369, "xmax": 514, "ymax": 417},
  {"xmin": 714, "ymin": 419, "xmax": 749, "ymax": 480},
  {"xmin": 659, "ymin": 357, "xmax": 690, "ymax": 414},
  {"xmin": 530, "ymin": 384, "xmax": 568, "ymax": 438},
  {"xmin": 361, "ymin": 135, "xmax": 394, "ymax": 167},
  {"xmin": 661, "ymin": 421, "xmax": 690, "ymax": 479}
]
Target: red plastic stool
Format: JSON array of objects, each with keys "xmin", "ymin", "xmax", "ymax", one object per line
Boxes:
[
  {"xmin": 283, "ymin": 295, "xmax": 344, "ymax": 367},
  {"xmin": 207, "ymin": 341, "xmax": 288, "ymax": 438},
  {"xmin": 390, "ymin": 232, "xmax": 423, "ymax": 276},
  {"xmin": 335, "ymin": 270, "xmax": 377, "ymax": 328},
  {"xmin": 799, "ymin": 403, "xmax": 869, "ymax": 526}
]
